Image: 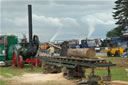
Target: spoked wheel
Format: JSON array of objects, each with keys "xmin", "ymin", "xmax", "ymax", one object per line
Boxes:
[
  {"xmin": 13, "ymin": 51, "xmax": 17, "ymax": 67},
  {"xmin": 18, "ymin": 55, "xmax": 24, "ymax": 68}
]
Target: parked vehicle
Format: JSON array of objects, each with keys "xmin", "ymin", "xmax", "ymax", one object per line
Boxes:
[
  {"xmin": 104, "ymin": 37, "xmax": 128, "ymax": 57},
  {"xmin": 0, "ymin": 35, "xmax": 18, "ymax": 65},
  {"xmin": 80, "ymin": 39, "xmax": 101, "ymax": 52}
]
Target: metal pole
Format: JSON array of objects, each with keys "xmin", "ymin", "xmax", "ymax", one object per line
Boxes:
[
  {"xmin": 5, "ymin": 35, "xmax": 8, "ymax": 66},
  {"xmin": 28, "ymin": 5, "xmax": 33, "ymax": 44}
]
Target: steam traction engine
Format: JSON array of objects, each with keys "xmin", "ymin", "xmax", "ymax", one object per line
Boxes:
[{"xmin": 12, "ymin": 5, "xmax": 40, "ymax": 68}]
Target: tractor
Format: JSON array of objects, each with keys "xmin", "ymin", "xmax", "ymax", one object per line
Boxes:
[{"xmin": 104, "ymin": 37, "xmax": 128, "ymax": 57}]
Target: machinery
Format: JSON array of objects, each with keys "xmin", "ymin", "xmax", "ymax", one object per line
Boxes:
[
  {"xmin": 80, "ymin": 39, "xmax": 101, "ymax": 52},
  {"xmin": 80, "ymin": 39, "xmax": 96, "ymax": 48},
  {"xmin": 12, "ymin": 5, "xmax": 40, "ymax": 68},
  {"xmin": 0, "ymin": 35, "xmax": 18, "ymax": 65},
  {"xmin": 104, "ymin": 47, "xmax": 125, "ymax": 57},
  {"xmin": 68, "ymin": 39, "xmax": 79, "ymax": 48},
  {"xmin": 35, "ymin": 56, "xmax": 116, "ymax": 85},
  {"xmin": 40, "ymin": 43, "xmax": 48, "ymax": 50},
  {"xmin": 104, "ymin": 37, "xmax": 128, "ymax": 57}
]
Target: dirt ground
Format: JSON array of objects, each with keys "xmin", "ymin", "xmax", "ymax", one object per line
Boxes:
[
  {"xmin": 4, "ymin": 73, "xmax": 76, "ymax": 85},
  {"xmin": 1, "ymin": 72, "xmax": 128, "ymax": 85},
  {"xmin": 111, "ymin": 81, "xmax": 128, "ymax": 85},
  {"xmin": 2, "ymin": 72, "xmax": 128, "ymax": 85}
]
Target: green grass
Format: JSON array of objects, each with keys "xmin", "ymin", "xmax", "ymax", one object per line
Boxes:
[
  {"xmin": 10, "ymin": 65, "xmax": 43, "ymax": 73},
  {"xmin": 0, "ymin": 67, "xmax": 21, "ymax": 78},
  {"xmin": 0, "ymin": 80, "xmax": 7, "ymax": 85},
  {"xmin": 0, "ymin": 65, "xmax": 43, "ymax": 85},
  {"xmin": 86, "ymin": 68, "xmax": 128, "ymax": 81},
  {"xmin": 0, "ymin": 65, "xmax": 43, "ymax": 78},
  {"xmin": 96, "ymin": 56, "xmax": 128, "ymax": 67}
]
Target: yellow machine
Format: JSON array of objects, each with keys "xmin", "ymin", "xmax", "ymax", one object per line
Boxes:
[{"xmin": 104, "ymin": 47, "xmax": 125, "ymax": 57}]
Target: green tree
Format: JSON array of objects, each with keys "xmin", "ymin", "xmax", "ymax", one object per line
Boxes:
[{"xmin": 107, "ymin": 0, "xmax": 128, "ymax": 37}]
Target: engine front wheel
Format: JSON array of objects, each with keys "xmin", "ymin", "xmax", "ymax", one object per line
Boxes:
[{"xmin": 18, "ymin": 55, "xmax": 24, "ymax": 68}]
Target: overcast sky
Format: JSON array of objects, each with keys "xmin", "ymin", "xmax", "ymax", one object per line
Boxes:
[{"xmin": 0, "ymin": 0, "xmax": 117, "ymax": 42}]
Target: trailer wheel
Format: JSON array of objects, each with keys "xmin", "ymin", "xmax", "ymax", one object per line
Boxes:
[
  {"xmin": 13, "ymin": 51, "xmax": 17, "ymax": 67},
  {"xmin": 107, "ymin": 52, "xmax": 112, "ymax": 57},
  {"xmin": 114, "ymin": 51, "xmax": 120, "ymax": 57},
  {"xmin": 18, "ymin": 55, "xmax": 24, "ymax": 68}
]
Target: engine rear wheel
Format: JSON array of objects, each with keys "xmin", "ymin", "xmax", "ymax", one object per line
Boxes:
[{"xmin": 18, "ymin": 55, "xmax": 24, "ymax": 68}]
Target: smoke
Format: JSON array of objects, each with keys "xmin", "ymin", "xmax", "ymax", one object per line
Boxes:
[
  {"xmin": 50, "ymin": 18, "xmax": 87, "ymax": 41},
  {"xmin": 82, "ymin": 13, "xmax": 115, "ymax": 38},
  {"xmin": 50, "ymin": 27, "xmax": 62, "ymax": 42},
  {"xmin": 50, "ymin": 31, "xmax": 59, "ymax": 42},
  {"xmin": 84, "ymin": 16, "xmax": 96, "ymax": 38},
  {"xmin": 87, "ymin": 20, "xmax": 95, "ymax": 38}
]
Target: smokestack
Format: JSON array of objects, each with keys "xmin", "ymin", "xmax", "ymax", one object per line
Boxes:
[{"xmin": 28, "ymin": 5, "xmax": 33, "ymax": 43}]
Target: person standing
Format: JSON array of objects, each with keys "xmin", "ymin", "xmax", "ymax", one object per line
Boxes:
[
  {"xmin": 60, "ymin": 41, "xmax": 70, "ymax": 56},
  {"xmin": 48, "ymin": 45, "xmax": 55, "ymax": 56}
]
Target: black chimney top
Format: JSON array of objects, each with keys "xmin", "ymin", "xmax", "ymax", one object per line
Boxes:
[{"xmin": 28, "ymin": 5, "xmax": 33, "ymax": 43}]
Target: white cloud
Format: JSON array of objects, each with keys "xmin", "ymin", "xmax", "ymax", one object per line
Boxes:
[
  {"xmin": 14, "ymin": 17, "xmax": 28, "ymax": 26},
  {"xmin": 2, "ymin": 14, "xmax": 84, "ymax": 40},
  {"xmin": 82, "ymin": 12, "xmax": 115, "ymax": 38},
  {"xmin": 1, "ymin": 0, "xmax": 116, "ymax": 40},
  {"xmin": 83, "ymin": 13, "xmax": 115, "ymax": 25},
  {"xmin": 6, "ymin": 14, "xmax": 80, "ymax": 28},
  {"xmin": 33, "ymin": 14, "xmax": 63, "ymax": 27}
]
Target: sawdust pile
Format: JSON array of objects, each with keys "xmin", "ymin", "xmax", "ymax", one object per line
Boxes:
[{"xmin": 5, "ymin": 73, "xmax": 76, "ymax": 85}]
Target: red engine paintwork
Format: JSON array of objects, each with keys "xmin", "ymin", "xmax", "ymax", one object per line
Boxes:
[{"xmin": 25, "ymin": 58, "xmax": 41, "ymax": 67}]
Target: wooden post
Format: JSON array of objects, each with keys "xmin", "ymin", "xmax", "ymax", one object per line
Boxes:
[
  {"xmin": 108, "ymin": 66, "xmax": 111, "ymax": 76},
  {"xmin": 92, "ymin": 67, "xmax": 95, "ymax": 76}
]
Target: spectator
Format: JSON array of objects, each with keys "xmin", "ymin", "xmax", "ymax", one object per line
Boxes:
[{"xmin": 48, "ymin": 45, "xmax": 55, "ymax": 56}]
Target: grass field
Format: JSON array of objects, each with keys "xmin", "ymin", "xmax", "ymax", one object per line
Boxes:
[
  {"xmin": 0, "ymin": 65, "xmax": 43, "ymax": 85},
  {"xmin": 0, "ymin": 80, "xmax": 7, "ymax": 85},
  {"xmin": 0, "ymin": 56, "xmax": 128, "ymax": 85},
  {"xmin": 96, "ymin": 56, "xmax": 128, "ymax": 67},
  {"xmin": 86, "ymin": 68, "xmax": 128, "ymax": 81},
  {"xmin": 0, "ymin": 65, "xmax": 43, "ymax": 77},
  {"xmin": 0, "ymin": 67, "xmax": 21, "ymax": 78}
]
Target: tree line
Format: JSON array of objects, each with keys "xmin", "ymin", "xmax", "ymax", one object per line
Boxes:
[{"xmin": 107, "ymin": 0, "xmax": 128, "ymax": 40}]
